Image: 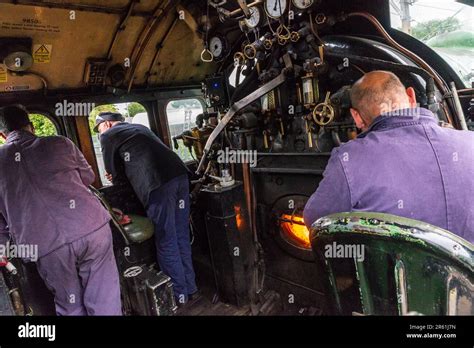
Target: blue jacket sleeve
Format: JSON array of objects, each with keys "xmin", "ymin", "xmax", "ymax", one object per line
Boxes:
[{"xmin": 303, "ymin": 149, "xmax": 352, "ymax": 229}]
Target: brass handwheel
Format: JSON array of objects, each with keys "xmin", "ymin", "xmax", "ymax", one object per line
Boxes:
[
  {"xmin": 264, "ymin": 39, "xmax": 273, "ymax": 50},
  {"xmin": 233, "ymin": 51, "xmax": 245, "ymax": 65},
  {"xmin": 312, "ymin": 92, "xmax": 334, "ymax": 126},
  {"xmin": 290, "ymin": 31, "xmax": 300, "ymax": 42},
  {"xmin": 278, "ymin": 36, "xmax": 288, "ymax": 45},
  {"xmin": 244, "ymin": 44, "xmax": 257, "ymax": 59}
]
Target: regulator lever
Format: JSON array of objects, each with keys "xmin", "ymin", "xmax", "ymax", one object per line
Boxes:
[{"xmin": 196, "ymin": 53, "xmax": 293, "ymax": 174}]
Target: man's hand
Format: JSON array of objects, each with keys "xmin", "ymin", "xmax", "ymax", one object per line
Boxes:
[{"xmin": 105, "ymin": 172, "xmax": 113, "ymax": 182}]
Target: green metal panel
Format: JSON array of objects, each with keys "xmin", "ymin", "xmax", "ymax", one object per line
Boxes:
[{"xmin": 310, "ymin": 212, "xmax": 474, "ymax": 315}]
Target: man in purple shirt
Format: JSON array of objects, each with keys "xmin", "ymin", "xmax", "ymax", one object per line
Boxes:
[
  {"xmin": 0, "ymin": 105, "xmax": 122, "ymax": 315},
  {"xmin": 304, "ymin": 71, "xmax": 474, "ymax": 244}
]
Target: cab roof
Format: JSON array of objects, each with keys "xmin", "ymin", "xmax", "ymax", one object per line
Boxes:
[{"xmin": 0, "ymin": 0, "xmax": 214, "ymax": 93}]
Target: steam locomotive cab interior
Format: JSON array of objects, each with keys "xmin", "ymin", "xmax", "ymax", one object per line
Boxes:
[{"xmin": 0, "ymin": 0, "xmax": 472, "ymax": 316}]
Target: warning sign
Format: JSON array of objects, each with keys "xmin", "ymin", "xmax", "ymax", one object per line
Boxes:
[
  {"xmin": 0, "ymin": 65, "xmax": 7, "ymax": 83},
  {"xmin": 33, "ymin": 44, "xmax": 52, "ymax": 63}
]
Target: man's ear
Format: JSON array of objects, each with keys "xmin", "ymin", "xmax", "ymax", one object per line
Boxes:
[
  {"xmin": 406, "ymin": 87, "xmax": 417, "ymax": 107},
  {"xmin": 350, "ymin": 108, "xmax": 366, "ymax": 130}
]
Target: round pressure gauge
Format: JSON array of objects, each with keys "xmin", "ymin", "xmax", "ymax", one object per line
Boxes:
[
  {"xmin": 244, "ymin": 6, "xmax": 263, "ymax": 29},
  {"xmin": 209, "ymin": 35, "xmax": 228, "ymax": 62},
  {"xmin": 292, "ymin": 0, "xmax": 314, "ymax": 10},
  {"xmin": 265, "ymin": 0, "xmax": 287, "ymax": 19}
]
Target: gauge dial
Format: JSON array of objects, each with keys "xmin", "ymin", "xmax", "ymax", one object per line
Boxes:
[
  {"xmin": 265, "ymin": 0, "xmax": 287, "ymax": 19},
  {"xmin": 244, "ymin": 6, "xmax": 262, "ymax": 29},
  {"xmin": 292, "ymin": 0, "xmax": 313, "ymax": 10},
  {"xmin": 209, "ymin": 35, "xmax": 228, "ymax": 61}
]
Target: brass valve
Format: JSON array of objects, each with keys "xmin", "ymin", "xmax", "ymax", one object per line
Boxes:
[
  {"xmin": 263, "ymin": 39, "xmax": 273, "ymax": 50},
  {"xmin": 290, "ymin": 31, "xmax": 300, "ymax": 42},
  {"xmin": 233, "ymin": 51, "xmax": 245, "ymax": 65},
  {"xmin": 312, "ymin": 91, "xmax": 335, "ymax": 126},
  {"xmin": 243, "ymin": 44, "xmax": 257, "ymax": 59},
  {"xmin": 276, "ymin": 24, "xmax": 291, "ymax": 40},
  {"xmin": 278, "ymin": 36, "xmax": 288, "ymax": 45}
]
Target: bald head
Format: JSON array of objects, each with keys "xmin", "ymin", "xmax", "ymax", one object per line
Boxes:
[{"xmin": 349, "ymin": 71, "xmax": 417, "ymax": 131}]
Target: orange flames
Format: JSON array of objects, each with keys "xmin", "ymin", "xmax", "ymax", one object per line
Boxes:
[{"xmin": 280, "ymin": 214, "xmax": 311, "ymax": 248}]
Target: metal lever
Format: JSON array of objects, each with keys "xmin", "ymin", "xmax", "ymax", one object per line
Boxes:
[{"xmin": 195, "ymin": 53, "xmax": 292, "ymax": 174}]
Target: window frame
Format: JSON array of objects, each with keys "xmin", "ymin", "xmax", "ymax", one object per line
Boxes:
[
  {"xmin": 27, "ymin": 109, "xmax": 63, "ymax": 136},
  {"xmin": 87, "ymin": 101, "xmax": 152, "ymax": 187},
  {"xmin": 163, "ymin": 97, "xmax": 206, "ymax": 163}
]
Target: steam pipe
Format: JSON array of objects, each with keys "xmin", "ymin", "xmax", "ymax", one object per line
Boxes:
[
  {"xmin": 450, "ymin": 82, "xmax": 468, "ymax": 131},
  {"xmin": 344, "ymin": 12, "xmax": 463, "ymax": 127},
  {"xmin": 325, "ymin": 52, "xmax": 437, "ymax": 111},
  {"xmin": 344, "ymin": 12, "xmax": 448, "ymax": 95}
]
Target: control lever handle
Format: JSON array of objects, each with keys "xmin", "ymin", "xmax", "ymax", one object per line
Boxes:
[{"xmin": 196, "ymin": 53, "xmax": 293, "ymax": 174}]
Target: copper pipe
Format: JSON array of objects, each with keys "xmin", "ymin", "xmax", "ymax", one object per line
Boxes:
[
  {"xmin": 450, "ymin": 81, "xmax": 468, "ymax": 130},
  {"xmin": 227, "ymin": 1, "xmax": 263, "ymax": 17},
  {"xmin": 242, "ymin": 161, "xmax": 263, "ymax": 301},
  {"xmin": 242, "ymin": 162, "xmax": 253, "ymax": 233},
  {"xmin": 441, "ymin": 102, "xmax": 454, "ymax": 125},
  {"xmin": 457, "ymin": 88, "xmax": 474, "ymax": 94},
  {"xmin": 309, "ymin": 12, "xmax": 325, "ymax": 45},
  {"xmin": 346, "ymin": 12, "xmax": 448, "ymax": 94}
]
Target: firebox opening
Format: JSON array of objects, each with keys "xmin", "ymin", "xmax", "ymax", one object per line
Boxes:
[{"xmin": 279, "ymin": 214, "xmax": 311, "ymax": 250}]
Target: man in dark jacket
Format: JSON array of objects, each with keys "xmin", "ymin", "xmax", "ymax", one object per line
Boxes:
[
  {"xmin": 95, "ymin": 112, "xmax": 197, "ymax": 304},
  {"xmin": 0, "ymin": 105, "xmax": 122, "ymax": 315}
]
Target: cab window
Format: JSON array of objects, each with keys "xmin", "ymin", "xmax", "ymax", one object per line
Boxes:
[
  {"xmin": 390, "ymin": 0, "xmax": 474, "ymax": 87},
  {"xmin": 165, "ymin": 98, "xmax": 204, "ymax": 162},
  {"xmin": 89, "ymin": 102, "xmax": 149, "ymax": 186},
  {"xmin": 0, "ymin": 113, "xmax": 57, "ymax": 145}
]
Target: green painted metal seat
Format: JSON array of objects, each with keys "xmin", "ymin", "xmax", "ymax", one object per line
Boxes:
[
  {"xmin": 310, "ymin": 212, "xmax": 474, "ymax": 316},
  {"xmin": 122, "ymin": 214, "xmax": 155, "ymax": 244},
  {"xmin": 89, "ymin": 186, "xmax": 154, "ymax": 245}
]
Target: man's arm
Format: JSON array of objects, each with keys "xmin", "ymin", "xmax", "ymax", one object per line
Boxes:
[
  {"xmin": 100, "ymin": 134, "xmax": 118, "ymax": 180},
  {"xmin": 100, "ymin": 133, "xmax": 128, "ymax": 184},
  {"xmin": 63, "ymin": 137, "xmax": 96, "ymax": 186},
  {"xmin": 303, "ymin": 149, "xmax": 352, "ymax": 229}
]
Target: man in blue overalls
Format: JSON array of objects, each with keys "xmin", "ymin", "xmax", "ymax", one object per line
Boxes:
[
  {"xmin": 95, "ymin": 112, "xmax": 198, "ymax": 305},
  {"xmin": 304, "ymin": 71, "xmax": 474, "ymax": 244},
  {"xmin": 0, "ymin": 105, "xmax": 122, "ymax": 315}
]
